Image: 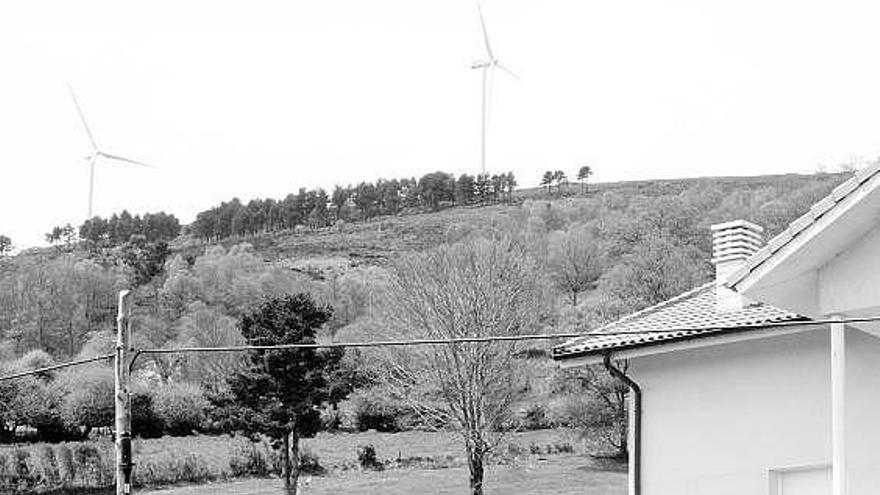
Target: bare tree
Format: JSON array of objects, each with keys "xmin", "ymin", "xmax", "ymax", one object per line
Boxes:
[
  {"xmin": 546, "ymin": 225, "xmax": 604, "ymax": 305},
  {"xmin": 554, "ymin": 363, "xmax": 629, "ymax": 458},
  {"xmin": 377, "ymin": 239, "xmax": 545, "ymax": 495}
]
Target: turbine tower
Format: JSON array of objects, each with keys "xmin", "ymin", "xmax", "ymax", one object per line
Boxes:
[
  {"xmin": 67, "ymin": 83, "xmax": 155, "ymax": 219},
  {"xmin": 471, "ymin": 1, "xmax": 519, "ymax": 175}
]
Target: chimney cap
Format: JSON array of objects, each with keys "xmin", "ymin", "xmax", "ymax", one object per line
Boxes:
[{"xmin": 710, "ymin": 219, "xmax": 764, "ymax": 233}]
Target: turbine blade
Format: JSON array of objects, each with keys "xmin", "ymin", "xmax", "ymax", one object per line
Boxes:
[
  {"xmin": 66, "ymin": 82, "xmax": 99, "ymax": 151},
  {"xmin": 496, "ymin": 61, "xmax": 522, "ymax": 81},
  {"xmin": 476, "ymin": 1, "xmax": 495, "ymax": 61},
  {"xmin": 98, "ymin": 152, "xmax": 156, "ymax": 168}
]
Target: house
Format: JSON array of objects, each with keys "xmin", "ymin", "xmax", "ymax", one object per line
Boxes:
[{"xmin": 553, "ymin": 165, "xmax": 880, "ymax": 495}]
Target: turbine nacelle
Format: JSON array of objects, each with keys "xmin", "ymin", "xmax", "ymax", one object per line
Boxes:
[{"xmin": 471, "ymin": 60, "xmax": 494, "ymax": 70}]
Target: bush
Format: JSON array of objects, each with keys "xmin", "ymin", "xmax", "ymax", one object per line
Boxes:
[
  {"xmin": 13, "ymin": 448, "xmax": 36, "ymax": 489},
  {"xmin": 518, "ymin": 403, "xmax": 551, "ymax": 430},
  {"xmin": 349, "ymin": 388, "xmax": 409, "ymax": 432},
  {"xmin": 151, "ymin": 383, "xmax": 209, "ymax": 436},
  {"xmin": 356, "ymin": 444, "xmax": 382, "ymax": 471},
  {"xmin": 6, "ymin": 378, "xmax": 69, "ymax": 442},
  {"xmin": 0, "ymin": 452, "xmax": 10, "ymax": 491},
  {"xmin": 135, "ymin": 453, "xmax": 211, "ymax": 486},
  {"xmin": 37, "ymin": 445, "xmax": 60, "ymax": 487},
  {"xmin": 319, "ymin": 406, "xmax": 343, "ymax": 432},
  {"xmin": 229, "ymin": 441, "xmax": 270, "ymax": 477},
  {"xmin": 61, "ymin": 368, "xmax": 115, "ymax": 433},
  {"xmin": 72, "ymin": 444, "xmax": 111, "ymax": 487},
  {"xmin": 299, "ymin": 447, "xmax": 324, "ymax": 475},
  {"xmin": 131, "ymin": 392, "xmax": 163, "ymax": 439},
  {"xmin": 56, "ymin": 445, "xmax": 76, "ymax": 485}
]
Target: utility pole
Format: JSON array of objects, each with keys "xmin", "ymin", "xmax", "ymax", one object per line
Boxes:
[{"xmin": 115, "ymin": 290, "xmax": 134, "ymax": 495}]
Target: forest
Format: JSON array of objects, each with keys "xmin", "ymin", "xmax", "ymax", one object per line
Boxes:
[
  {"xmin": 0, "ymin": 169, "xmax": 851, "ymax": 491},
  {"xmin": 188, "ymin": 171, "xmax": 517, "ymax": 241}
]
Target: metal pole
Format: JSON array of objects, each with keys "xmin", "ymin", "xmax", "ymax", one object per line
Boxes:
[
  {"xmin": 115, "ymin": 290, "xmax": 134, "ymax": 495},
  {"xmin": 831, "ymin": 316, "xmax": 847, "ymax": 495},
  {"xmin": 481, "ymin": 64, "xmax": 487, "ymax": 175}
]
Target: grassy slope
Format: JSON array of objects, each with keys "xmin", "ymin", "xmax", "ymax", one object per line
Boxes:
[
  {"xmin": 174, "ymin": 203, "xmax": 522, "ymax": 267},
  {"xmin": 180, "ymin": 172, "xmax": 849, "ymax": 266}
]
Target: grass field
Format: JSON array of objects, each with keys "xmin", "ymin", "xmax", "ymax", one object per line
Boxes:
[
  {"xmin": 138, "ymin": 455, "xmax": 626, "ymax": 495},
  {"xmin": 0, "ymin": 428, "xmax": 626, "ymax": 494}
]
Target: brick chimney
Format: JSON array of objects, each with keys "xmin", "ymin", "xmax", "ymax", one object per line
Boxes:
[{"xmin": 711, "ymin": 220, "xmax": 764, "ymax": 311}]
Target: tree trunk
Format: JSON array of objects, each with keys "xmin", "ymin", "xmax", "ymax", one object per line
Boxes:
[
  {"xmin": 289, "ymin": 430, "xmax": 301, "ymax": 494},
  {"xmin": 281, "ymin": 433, "xmax": 297, "ymax": 495},
  {"xmin": 570, "ymin": 290, "xmax": 578, "ymax": 306},
  {"xmin": 467, "ymin": 449, "xmax": 485, "ymax": 495}
]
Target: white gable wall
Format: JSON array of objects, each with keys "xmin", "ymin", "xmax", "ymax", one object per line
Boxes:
[{"xmin": 819, "ymin": 224, "xmax": 880, "ymax": 317}]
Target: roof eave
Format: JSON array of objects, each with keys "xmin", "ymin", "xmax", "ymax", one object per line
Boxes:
[{"xmin": 553, "ymin": 318, "xmax": 812, "ymax": 365}]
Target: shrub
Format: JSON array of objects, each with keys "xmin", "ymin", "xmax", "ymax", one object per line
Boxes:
[
  {"xmin": 135, "ymin": 452, "xmax": 211, "ymax": 486},
  {"xmin": 357, "ymin": 444, "xmax": 382, "ymax": 470},
  {"xmin": 131, "ymin": 392, "xmax": 163, "ymax": 439},
  {"xmin": 299, "ymin": 447, "xmax": 324, "ymax": 475},
  {"xmin": 519, "ymin": 403, "xmax": 551, "ymax": 430},
  {"xmin": 7, "ymin": 378, "xmax": 68, "ymax": 442},
  {"xmin": 73, "ymin": 443, "xmax": 111, "ymax": 487},
  {"xmin": 229, "ymin": 441, "xmax": 270, "ymax": 477},
  {"xmin": 349, "ymin": 388, "xmax": 409, "ymax": 432},
  {"xmin": 61, "ymin": 367, "xmax": 115, "ymax": 433},
  {"xmin": 319, "ymin": 405, "xmax": 343, "ymax": 432},
  {"xmin": 151, "ymin": 383, "xmax": 209, "ymax": 436},
  {"xmin": 37, "ymin": 445, "xmax": 60, "ymax": 487},
  {"xmin": 56, "ymin": 445, "xmax": 76, "ymax": 485},
  {"xmin": 16, "ymin": 350, "xmax": 55, "ymax": 376},
  {"xmin": 0, "ymin": 452, "xmax": 10, "ymax": 491},
  {"xmin": 13, "ymin": 448, "xmax": 35, "ymax": 489}
]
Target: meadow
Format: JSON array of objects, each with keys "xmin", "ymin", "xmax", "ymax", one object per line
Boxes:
[
  {"xmin": 138, "ymin": 456, "xmax": 626, "ymax": 495},
  {"xmin": 0, "ymin": 428, "xmax": 625, "ymax": 494}
]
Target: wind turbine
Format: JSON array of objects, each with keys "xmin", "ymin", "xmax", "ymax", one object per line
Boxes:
[
  {"xmin": 471, "ymin": 1, "xmax": 519, "ymax": 175},
  {"xmin": 67, "ymin": 83, "xmax": 155, "ymax": 219}
]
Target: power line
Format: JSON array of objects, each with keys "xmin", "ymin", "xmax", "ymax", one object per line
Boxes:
[
  {"xmin": 3, "ymin": 313, "xmax": 880, "ymax": 383},
  {"xmin": 0, "ymin": 353, "xmax": 114, "ymax": 383},
  {"xmin": 134, "ymin": 314, "xmax": 880, "ymax": 357}
]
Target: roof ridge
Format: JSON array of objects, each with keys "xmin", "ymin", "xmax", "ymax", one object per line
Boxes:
[{"xmin": 726, "ymin": 162, "xmax": 880, "ymax": 287}]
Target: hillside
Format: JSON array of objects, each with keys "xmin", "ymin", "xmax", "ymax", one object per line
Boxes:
[
  {"xmin": 173, "ymin": 203, "xmax": 521, "ymax": 266},
  {"xmin": 0, "ymin": 169, "xmax": 855, "ymax": 462},
  {"xmin": 176, "ymin": 171, "xmax": 850, "ymax": 267},
  {"xmin": 0, "ymin": 170, "xmax": 852, "ymax": 362}
]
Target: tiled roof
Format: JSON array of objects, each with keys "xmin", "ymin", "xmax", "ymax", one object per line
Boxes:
[
  {"xmin": 726, "ymin": 162, "xmax": 880, "ymax": 287},
  {"xmin": 552, "ymin": 283, "xmax": 806, "ymax": 360}
]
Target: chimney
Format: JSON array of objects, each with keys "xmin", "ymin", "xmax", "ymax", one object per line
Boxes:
[{"xmin": 711, "ymin": 220, "xmax": 764, "ymax": 311}]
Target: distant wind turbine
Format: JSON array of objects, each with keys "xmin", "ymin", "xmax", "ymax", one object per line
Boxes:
[
  {"xmin": 471, "ymin": 1, "xmax": 519, "ymax": 175},
  {"xmin": 67, "ymin": 82, "xmax": 156, "ymax": 219}
]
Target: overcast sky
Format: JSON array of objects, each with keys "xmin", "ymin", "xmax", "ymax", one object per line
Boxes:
[{"xmin": 3, "ymin": 0, "xmax": 880, "ymax": 248}]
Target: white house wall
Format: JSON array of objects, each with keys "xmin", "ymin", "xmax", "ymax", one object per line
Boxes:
[
  {"xmin": 629, "ymin": 327, "xmax": 880, "ymax": 494},
  {"xmin": 846, "ymin": 329, "xmax": 880, "ymax": 493},
  {"xmin": 632, "ymin": 329, "xmax": 831, "ymax": 495},
  {"xmin": 819, "ymin": 225, "xmax": 880, "ymax": 317}
]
